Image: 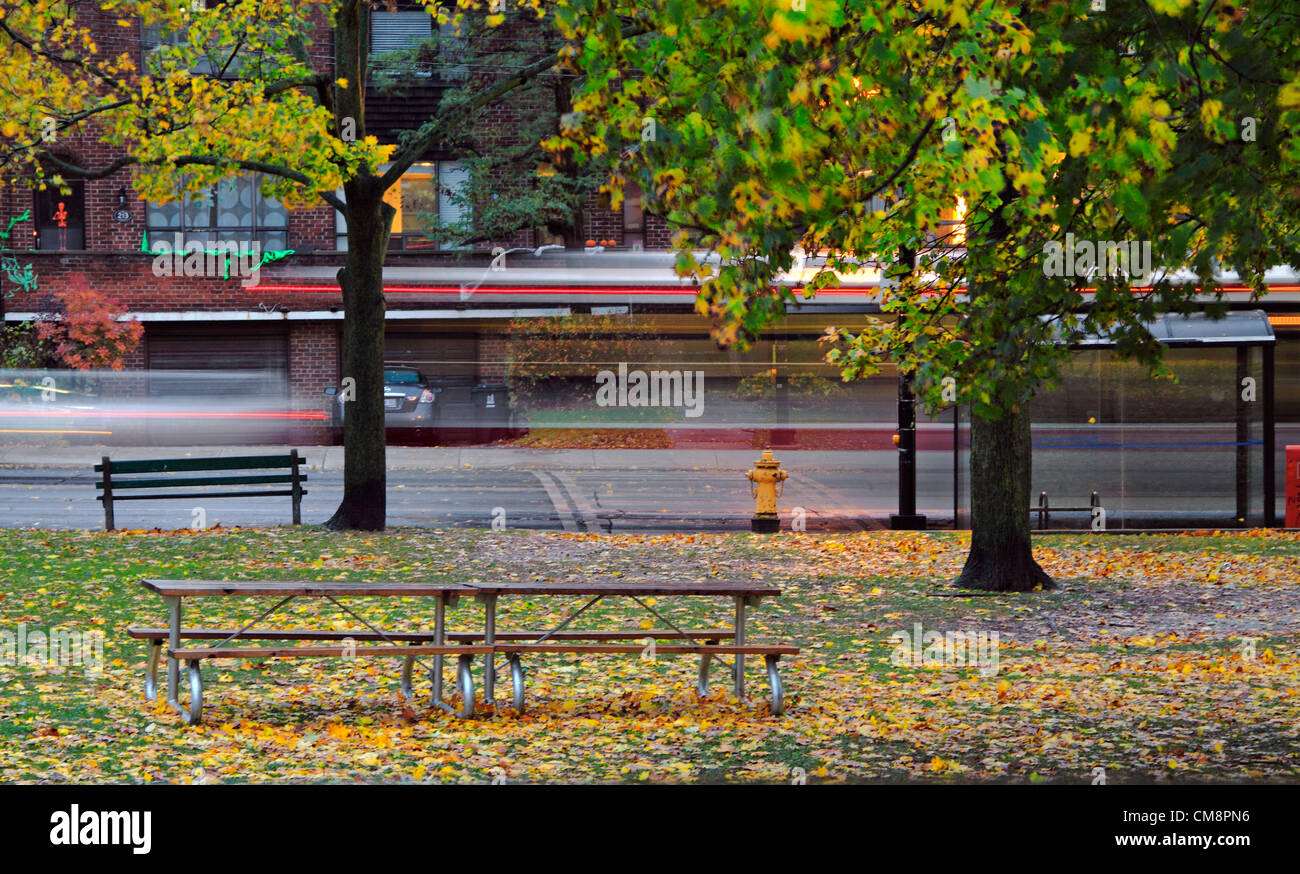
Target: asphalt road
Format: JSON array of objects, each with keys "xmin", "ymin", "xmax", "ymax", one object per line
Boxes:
[
  {"xmin": 0, "ymin": 466, "xmax": 921, "ymax": 532},
  {"xmin": 0, "ymin": 430, "xmax": 1293, "ymax": 531}
]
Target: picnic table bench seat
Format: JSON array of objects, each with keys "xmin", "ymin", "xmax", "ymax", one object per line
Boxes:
[{"xmin": 127, "ymin": 626, "xmax": 738, "ymax": 643}]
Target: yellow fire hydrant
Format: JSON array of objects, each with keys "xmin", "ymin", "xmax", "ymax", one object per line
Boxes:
[{"xmin": 747, "ymin": 448, "xmax": 788, "ymax": 533}]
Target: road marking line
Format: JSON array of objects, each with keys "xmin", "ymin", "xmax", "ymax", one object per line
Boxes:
[
  {"xmin": 529, "ymin": 470, "xmax": 582, "ymax": 532},
  {"xmin": 553, "ymin": 472, "xmax": 602, "ymax": 517}
]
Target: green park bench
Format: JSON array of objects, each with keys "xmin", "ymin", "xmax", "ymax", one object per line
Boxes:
[{"xmin": 95, "ymin": 452, "xmax": 307, "ymax": 531}]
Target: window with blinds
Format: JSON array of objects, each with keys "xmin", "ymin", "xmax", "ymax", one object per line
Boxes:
[
  {"xmin": 370, "ymin": 10, "xmax": 432, "ymax": 55},
  {"xmin": 370, "ymin": 10, "xmax": 467, "ymax": 81},
  {"xmin": 437, "ymin": 163, "xmax": 470, "ymax": 235}
]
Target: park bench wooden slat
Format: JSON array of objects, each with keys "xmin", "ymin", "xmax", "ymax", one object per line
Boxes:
[
  {"xmin": 104, "ymin": 489, "xmax": 299, "ymax": 502},
  {"xmin": 170, "ymin": 644, "xmax": 493, "ymax": 659},
  {"xmin": 128, "ymin": 626, "xmax": 735, "ymax": 642},
  {"xmin": 96, "ymin": 455, "xmax": 298, "ymax": 474},
  {"xmin": 96, "ymin": 473, "xmax": 303, "ymax": 490},
  {"xmin": 140, "ymin": 579, "xmax": 480, "ymax": 597}
]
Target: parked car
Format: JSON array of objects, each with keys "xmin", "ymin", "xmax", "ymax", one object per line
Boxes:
[{"xmin": 327, "ymin": 366, "xmax": 441, "ymax": 442}]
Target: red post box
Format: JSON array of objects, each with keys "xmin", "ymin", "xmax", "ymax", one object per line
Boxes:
[{"xmin": 1287, "ymin": 445, "xmax": 1300, "ymax": 529}]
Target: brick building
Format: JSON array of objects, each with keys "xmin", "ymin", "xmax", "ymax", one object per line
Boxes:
[{"xmin": 0, "ymin": 3, "xmax": 693, "ymax": 435}]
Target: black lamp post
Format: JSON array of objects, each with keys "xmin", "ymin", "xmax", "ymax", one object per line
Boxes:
[{"xmin": 890, "ymin": 370, "xmax": 927, "ymax": 530}]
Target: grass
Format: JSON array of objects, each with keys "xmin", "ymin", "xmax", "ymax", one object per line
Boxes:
[{"xmin": 0, "ymin": 526, "xmax": 1297, "ymax": 784}]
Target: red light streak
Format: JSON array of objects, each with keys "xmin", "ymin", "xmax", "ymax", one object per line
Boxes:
[
  {"xmin": 248, "ymin": 283, "xmax": 1300, "ymax": 297},
  {"xmin": 0, "ymin": 410, "xmax": 327, "ymax": 421}
]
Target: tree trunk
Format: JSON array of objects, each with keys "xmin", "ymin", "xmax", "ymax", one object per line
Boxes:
[
  {"xmin": 954, "ymin": 405, "xmax": 1055, "ymax": 591},
  {"xmin": 325, "ymin": 184, "xmax": 395, "ymax": 531}
]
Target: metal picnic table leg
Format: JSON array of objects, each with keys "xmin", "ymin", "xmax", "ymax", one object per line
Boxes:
[
  {"xmin": 433, "ymin": 593, "xmax": 446, "ymax": 705},
  {"xmin": 733, "ymin": 596, "xmax": 746, "ymax": 698},
  {"xmin": 165, "ymin": 595, "xmax": 181, "ymax": 705},
  {"xmin": 483, "ymin": 594, "xmax": 497, "ymax": 702}
]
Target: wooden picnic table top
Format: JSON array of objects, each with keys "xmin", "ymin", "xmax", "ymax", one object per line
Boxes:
[
  {"xmin": 140, "ymin": 579, "xmax": 481, "ymax": 597},
  {"xmin": 140, "ymin": 578, "xmax": 781, "ymax": 598},
  {"xmin": 461, "ymin": 580, "xmax": 781, "ymax": 597}
]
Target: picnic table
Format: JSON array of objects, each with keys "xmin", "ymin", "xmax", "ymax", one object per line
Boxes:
[{"xmin": 133, "ymin": 577, "xmax": 798, "ymax": 725}]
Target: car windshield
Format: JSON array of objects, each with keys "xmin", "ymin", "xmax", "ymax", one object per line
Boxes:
[{"xmin": 384, "ymin": 369, "xmax": 422, "ymax": 385}]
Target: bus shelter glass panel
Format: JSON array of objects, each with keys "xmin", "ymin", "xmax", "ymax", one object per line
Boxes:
[
  {"xmin": 502, "ymin": 316, "xmax": 900, "ymax": 441},
  {"xmin": 1276, "ymin": 334, "xmax": 1300, "ymax": 524},
  {"xmin": 1027, "ymin": 346, "xmax": 1266, "ymax": 529},
  {"xmin": 954, "ymin": 402, "xmax": 971, "ymax": 529}
]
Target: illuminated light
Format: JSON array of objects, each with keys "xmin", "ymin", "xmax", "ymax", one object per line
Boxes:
[
  {"xmin": 1268, "ymin": 314, "xmax": 1300, "ymax": 326},
  {"xmin": 848, "ymin": 77, "xmax": 880, "ymax": 97}
]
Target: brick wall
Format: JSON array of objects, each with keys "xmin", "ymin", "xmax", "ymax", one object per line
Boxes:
[
  {"xmin": 5, "ymin": 253, "xmax": 342, "ymax": 314},
  {"xmin": 645, "ymin": 212, "xmax": 674, "ymax": 250},
  {"xmin": 288, "ymin": 322, "xmax": 340, "ymax": 410},
  {"xmin": 479, "ymin": 335, "xmax": 509, "ymax": 380}
]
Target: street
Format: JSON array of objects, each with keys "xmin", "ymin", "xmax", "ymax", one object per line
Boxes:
[
  {"xmin": 0, "ymin": 428, "xmax": 1293, "ymax": 531},
  {"xmin": 0, "ymin": 453, "xmax": 919, "ymax": 531}
]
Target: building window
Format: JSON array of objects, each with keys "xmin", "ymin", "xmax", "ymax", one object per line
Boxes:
[
  {"xmin": 147, "ymin": 174, "xmax": 288, "ymax": 250},
  {"xmin": 142, "ymin": 1, "xmax": 246, "ymax": 77},
  {"xmin": 370, "ymin": 7, "xmax": 466, "ymax": 81},
  {"xmin": 334, "ymin": 161, "xmax": 469, "ymax": 251},
  {"xmin": 34, "ymin": 181, "xmax": 85, "ymax": 251},
  {"xmin": 933, "ymin": 198, "xmax": 967, "ymax": 247},
  {"xmin": 622, "ymin": 183, "xmax": 644, "ymax": 250}
]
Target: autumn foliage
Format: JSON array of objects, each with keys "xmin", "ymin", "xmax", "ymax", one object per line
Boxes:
[
  {"xmin": 504, "ymin": 314, "xmax": 658, "ymax": 412},
  {"xmin": 35, "ymin": 274, "xmax": 143, "ymax": 370}
]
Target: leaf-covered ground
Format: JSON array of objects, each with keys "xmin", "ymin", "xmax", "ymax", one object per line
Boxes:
[{"xmin": 0, "ymin": 527, "xmax": 1296, "ymax": 784}]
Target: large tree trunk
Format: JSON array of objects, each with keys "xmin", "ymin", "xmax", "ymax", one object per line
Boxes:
[
  {"xmin": 954, "ymin": 405, "xmax": 1055, "ymax": 592},
  {"xmin": 324, "ymin": 1, "xmax": 392, "ymax": 531},
  {"xmin": 325, "ymin": 183, "xmax": 395, "ymax": 531}
]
